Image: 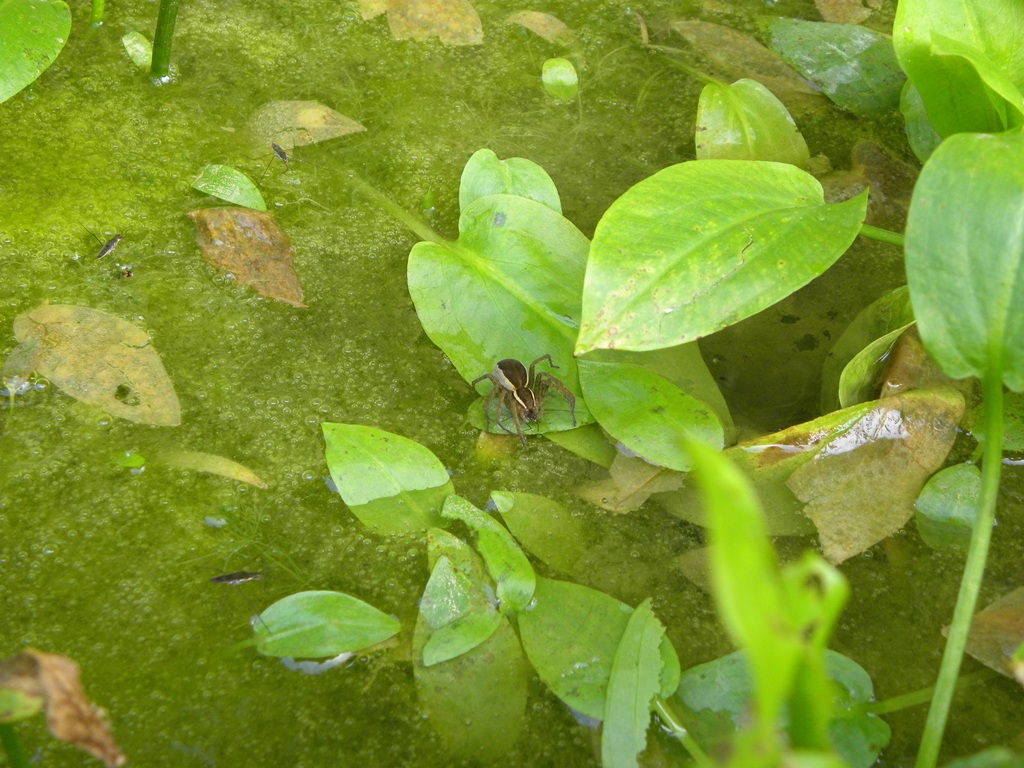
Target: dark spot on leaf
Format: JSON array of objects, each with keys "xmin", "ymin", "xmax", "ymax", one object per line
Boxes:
[
  {"xmin": 780, "ymin": 314, "xmax": 800, "ymax": 324},
  {"xmin": 493, "ymin": 212, "xmax": 506, "ymax": 227},
  {"xmin": 794, "ymin": 334, "xmax": 818, "ymax": 352},
  {"xmin": 114, "ymin": 384, "xmax": 140, "ymax": 406}
]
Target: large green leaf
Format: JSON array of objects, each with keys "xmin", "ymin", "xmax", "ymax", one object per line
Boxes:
[
  {"xmin": 576, "ymin": 161, "xmax": 868, "ymax": 353},
  {"xmin": 695, "ymin": 79, "xmax": 809, "ymax": 167},
  {"xmin": 254, "ymin": 590, "xmax": 400, "ymax": 658},
  {"xmin": 518, "ymin": 577, "xmax": 680, "ymax": 721},
  {"xmin": 893, "ymin": 0, "xmax": 1024, "ymax": 137},
  {"xmin": 321, "ymin": 423, "xmax": 452, "ymax": 533},
  {"xmin": 408, "ymin": 191, "xmax": 592, "ymax": 427},
  {"xmin": 0, "ymin": 0, "xmax": 71, "ymax": 103},
  {"xmin": 761, "ymin": 18, "xmax": 905, "ymax": 117},
  {"xmin": 905, "ymin": 129, "xmax": 1024, "ymax": 388},
  {"xmin": 578, "ymin": 359, "xmax": 723, "ymax": 471}
]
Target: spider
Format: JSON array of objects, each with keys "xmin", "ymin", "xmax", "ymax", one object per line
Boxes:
[{"xmin": 471, "ymin": 354, "xmax": 576, "ymax": 448}]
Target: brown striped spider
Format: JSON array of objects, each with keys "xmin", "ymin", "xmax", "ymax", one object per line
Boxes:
[{"xmin": 472, "ymin": 355, "xmax": 576, "ymax": 448}]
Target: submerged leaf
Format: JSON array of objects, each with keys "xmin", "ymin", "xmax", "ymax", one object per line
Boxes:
[
  {"xmin": 120, "ymin": 30, "xmax": 152, "ymax": 69},
  {"xmin": 951, "ymin": 588, "xmax": 1024, "ymax": 679},
  {"xmin": 157, "ymin": 449, "xmax": 267, "ymax": 488},
  {"xmin": 914, "ymin": 463, "xmax": 981, "ymax": 551},
  {"xmin": 191, "ymin": 164, "xmax": 267, "ymax": 211},
  {"xmin": 507, "ymin": 11, "xmax": 574, "ymax": 45},
  {"xmin": 387, "ymin": 0, "xmax": 483, "ymax": 46},
  {"xmin": 787, "ymin": 389, "xmax": 965, "ymax": 564},
  {"xmin": 542, "ymin": 57, "xmax": 578, "ymax": 100},
  {"xmin": 249, "ymin": 100, "xmax": 366, "ymax": 151},
  {"xmin": 10, "ymin": 304, "xmax": 181, "ymax": 426},
  {"xmin": 815, "ymin": 0, "xmax": 873, "ymax": 24},
  {"xmin": 188, "ymin": 207, "xmax": 305, "ymax": 307},
  {"xmin": 578, "ymin": 454, "xmax": 683, "ymax": 514}
]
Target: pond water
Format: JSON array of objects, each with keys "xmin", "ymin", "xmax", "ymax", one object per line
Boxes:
[{"xmin": 2, "ymin": 0, "xmax": 1024, "ymax": 766}]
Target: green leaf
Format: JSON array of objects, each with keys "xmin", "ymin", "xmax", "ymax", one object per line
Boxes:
[
  {"xmin": 761, "ymin": 18, "xmax": 906, "ymax": 117},
  {"xmin": 518, "ymin": 577, "xmax": 680, "ymax": 720},
  {"xmin": 121, "ymin": 30, "xmax": 152, "ymax": 69},
  {"xmin": 0, "ymin": 0, "xmax": 70, "ymax": 103},
  {"xmin": 601, "ymin": 599, "xmax": 665, "ymax": 768},
  {"xmin": 254, "ymin": 590, "xmax": 400, "ymax": 658},
  {"xmin": 578, "ymin": 359, "xmax": 724, "ymax": 471},
  {"xmin": 423, "ymin": 609, "xmax": 503, "ymax": 666},
  {"xmin": 418, "ymin": 556, "xmax": 501, "ymax": 666},
  {"xmin": 542, "ymin": 57, "xmax": 579, "ymax": 100},
  {"xmin": 408, "ymin": 191, "xmax": 592, "ymax": 428},
  {"xmin": 941, "ymin": 748, "xmax": 1024, "ymax": 768},
  {"xmin": 544, "ymin": 423, "xmax": 618, "ymax": 467},
  {"xmin": 900, "ymin": 81, "xmax": 942, "ymax": 163},
  {"xmin": 893, "ymin": 0, "xmax": 1024, "ymax": 137},
  {"xmin": 837, "ymin": 324, "xmax": 914, "ymax": 408},
  {"xmin": 440, "ymin": 495, "xmax": 535, "ymax": 612},
  {"xmin": 905, "ymin": 129, "xmax": 1024, "ymax": 388},
  {"xmin": 490, "ymin": 490, "xmax": 594, "ymax": 576},
  {"xmin": 695, "ymin": 79, "xmax": 810, "ymax": 167},
  {"xmin": 321, "ymin": 423, "xmax": 452, "ymax": 534},
  {"xmin": 914, "ymin": 463, "xmax": 981, "ymax": 551},
  {"xmin": 577, "ymin": 161, "xmax": 868, "ymax": 353},
  {"xmin": 191, "ymin": 164, "xmax": 267, "ymax": 211},
  {"xmin": 458, "ymin": 148, "xmax": 561, "ymax": 213}
]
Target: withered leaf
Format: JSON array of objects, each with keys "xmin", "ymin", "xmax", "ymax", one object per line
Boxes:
[
  {"xmin": 158, "ymin": 449, "xmax": 268, "ymax": 488},
  {"xmin": 188, "ymin": 207, "xmax": 306, "ymax": 307},
  {"xmin": 359, "ymin": 0, "xmax": 387, "ymax": 19},
  {"xmin": 0, "ymin": 651, "xmax": 126, "ymax": 767},
  {"xmin": 946, "ymin": 588, "xmax": 1024, "ymax": 680},
  {"xmin": 10, "ymin": 304, "xmax": 181, "ymax": 426},
  {"xmin": 387, "ymin": 0, "xmax": 483, "ymax": 46},
  {"xmin": 249, "ymin": 100, "xmax": 366, "ymax": 152},
  {"xmin": 578, "ymin": 454, "xmax": 683, "ymax": 514},
  {"xmin": 507, "ymin": 11, "xmax": 574, "ymax": 45},
  {"xmin": 787, "ymin": 389, "xmax": 964, "ymax": 564}
]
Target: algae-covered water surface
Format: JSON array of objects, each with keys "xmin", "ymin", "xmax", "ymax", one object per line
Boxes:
[{"xmin": 3, "ymin": 0, "xmax": 1024, "ymax": 765}]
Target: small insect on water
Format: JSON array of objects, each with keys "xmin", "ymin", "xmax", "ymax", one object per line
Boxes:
[
  {"xmin": 210, "ymin": 571, "xmax": 269, "ymax": 629},
  {"xmin": 472, "ymin": 354, "xmax": 576, "ymax": 448}
]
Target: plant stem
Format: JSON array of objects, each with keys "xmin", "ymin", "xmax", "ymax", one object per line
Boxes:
[
  {"xmin": 643, "ymin": 46, "xmax": 718, "ymax": 85},
  {"xmin": 653, "ymin": 697, "xmax": 715, "ymax": 768},
  {"xmin": 150, "ymin": 0, "xmax": 181, "ymax": 81},
  {"xmin": 89, "ymin": 0, "xmax": 105, "ymax": 26},
  {"xmin": 348, "ymin": 176, "xmax": 448, "ymax": 246},
  {"xmin": 0, "ymin": 724, "xmax": 29, "ymax": 768},
  {"xmin": 860, "ymin": 668, "xmax": 994, "ymax": 716},
  {"xmin": 858, "ymin": 224, "xmax": 904, "ymax": 248},
  {"xmin": 915, "ymin": 371, "xmax": 1003, "ymax": 768}
]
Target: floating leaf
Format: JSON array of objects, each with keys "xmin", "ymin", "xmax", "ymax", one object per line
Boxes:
[
  {"xmin": 761, "ymin": 18, "xmax": 905, "ymax": 117},
  {"xmin": 157, "ymin": 449, "xmax": 267, "ymax": 488},
  {"xmin": 322, "ymin": 423, "xmax": 452, "ymax": 534},
  {"xmin": 695, "ymin": 79, "xmax": 809, "ymax": 167},
  {"xmin": 249, "ymin": 100, "xmax": 366, "ymax": 151},
  {"xmin": 387, "ymin": 0, "xmax": 483, "ymax": 46},
  {"xmin": 518, "ymin": 577, "xmax": 680, "ymax": 721},
  {"xmin": 577, "ymin": 161, "xmax": 867, "ymax": 353},
  {"xmin": 949, "ymin": 588, "xmax": 1024, "ymax": 680},
  {"xmin": 507, "ymin": 11, "xmax": 573, "ymax": 45},
  {"xmin": 915, "ymin": 463, "xmax": 981, "ymax": 551},
  {"xmin": 815, "ymin": 0, "xmax": 872, "ymax": 24},
  {"xmin": 0, "ymin": 0, "xmax": 71, "ymax": 104},
  {"xmin": 542, "ymin": 57, "xmax": 578, "ymax": 100},
  {"xmin": 490, "ymin": 491, "xmax": 594, "ymax": 574},
  {"xmin": 255, "ymin": 590, "xmax": 400, "ymax": 658},
  {"xmin": 544, "ymin": 423, "xmax": 617, "ymax": 467},
  {"xmin": 188, "ymin": 207, "xmax": 305, "ymax": 307},
  {"xmin": 787, "ymin": 389, "xmax": 965, "ymax": 564},
  {"xmin": 0, "ymin": 651, "xmax": 126, "ymax": 767},
  {"xmin": 120, "ymin": 30, "xmax": 152, "ymax": 69},
  {"xmin": 458, "ymin": 148, "xmax": 561, "ymax": 213},
  {"xmin": 9, "ymin": 304, "xmax": 180, "ymax": 426},
  {"xmin": 418, "ymin": 556, "xmax": 501, "ymax": 666},
  {"xmin": 601, "ymin": 599, "xmax": 664, "ymax": 768},
  {"xmin": 191, "ymin": 164, "xmax": 266, "ymax": 211},
  {"xmin": 441, "ymin": 495, "xmax": 535, "ymax": 612}
]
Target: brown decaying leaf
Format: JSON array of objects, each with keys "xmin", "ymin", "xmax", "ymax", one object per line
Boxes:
[
  {"xmin": 944, "ymin": 588, "xmax": 1024, "ymax": 680},
  {"xmin": 0, "ymin": 651, "xmax": 126, "ymax": 767},
  {"xmin": 12, "ymin": 304, "xmax": 181, "ymax": 426},
  {"xmin": 850, "ymin": 141, "xmax": 920, "ymax": 230},
  {"xmin": 387, "ymin": 0, "xmax": 483, "ymax": 46},
  {"xmin": 248, "ymin": 100, "xmax": 366, "ymax": 152},
  {"xmin": 879, "ymin": 327, "xmax": 971, "ymax": 400},
  {"xmin": 577, "ymin": 454, "xmax": 683, "ymax": 513},
  {"xmin": 787, "ymin": 389, "xmax": 964, "ymax": 564},
  {"xmin": 506, "ymin": 11, "xmax": 573, "ymax": 45},
  {"xmin": 815, "ymin": 0, "xmax": 872, "ymax": 24},
  {"xmin": 188, "ymin": 207, "xmax": 306, "ymax": 307}
]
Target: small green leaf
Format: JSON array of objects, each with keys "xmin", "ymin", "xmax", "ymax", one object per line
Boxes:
[
  {"xmin": 440, "ymin": 495, "xmax": 535, "ymax": 612},
  {"xmin": 940, "ymin": 748, "xmax": 1024, "ymax": 768},
  {"xmin": 0, "ymin": 0, "xmax": 71, "ymax": 103},
  {"xmin": 542, "ymin": 57, "xmax": 579, "ymax": 100},
  {"xmin": 321, "ymin": 423, "xmax": 452, "ymax": 533},
  {"xmin": 914, "ymin": 463, "xmax": 981, "ymax": 551},
  {"xmin": 577, "ymin": 161, "xmax": 868, "ymax": 353},
  {"xmin": 255, "ymin": 590, "xmax": 400, "ymax": 658},
  {"xmin": 762, "ymin": 18, "xmax": 905, "ymax": 117},
  {"xmin": 157, "ymin": 449, "xmax": 267, "ymax": 488},
  {"xmin": 578, "ymin": 359, "xmax": 723, "ymax": 471},
  {"xmin": 0, "ymin": 688, "xmax": 44, "ymax": 723},
  {"xmin": 423, "ymin": 609, "xmax": 503, "ymax": 666},
  {"xmin": 459, "ymin": 148, "xmax": 561, "ymax": 213},
  {"xmin": 601, "ymin": 599, "xmax": 665, "ymax": 768},
  {"xmin": 418, "ymin": 555, "xmax": 502, "ymax": 666},
  {"xmin": 696, "ymin": 79, "xmax": 809, "ymax": 166},
  {"xmin": 191, "ymin": 164, "xmax": 267, "ymax": 211},
  {"xmin": 837, "ymin": 324, "xmax": 914, "ymax": 408},
  {"xmin": 120, "ymin": 30, "xmax": 152, "ymax": 69}
]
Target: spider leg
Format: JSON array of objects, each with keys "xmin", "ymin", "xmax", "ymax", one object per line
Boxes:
[
  {"xmin": 509, "ymin": 397, "xmax": 528, "ymax": 449},
  {"xmin": 527, "ymin": 354, "xmax": 556, "ymax": 384},
  {"xmin": 494, "ymin": 390, "xmax": 520, "ymax": 436},
  {"xmin": 536, "ymin": 373, "xmax": 577, "ymax": 426},
  {"xmin": 480, "ymin": 383, "xmax": 500, "ymax": 433}
]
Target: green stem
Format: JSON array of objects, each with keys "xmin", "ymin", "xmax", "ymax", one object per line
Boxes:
[
  {"xmin": 858, "ymin": 224, "xmax": 904, "ymax": 248},
  {"xmin": 653, "ymin": 697, "xmax": 715, "ymax": 768},
  {"xmin": 89, "ymin": 0, "xmax": 105, "ymax": 26},
  {"xmin": 348, "ymin": 176, "xmax": 448, "ymax": 246},
  {"xmin": 0, "ymin": 724, "xmax": 29, "ymax": 768},
  {"xmin": 915, "ymin": 371, "xmax": 1003, "ymax": 768},
  {"xmin": 150, "ymin": 0, "xmax": 181, "ymax": 81},
  {"xmin": 643, "ymin": 45, "xmax": 718, "ymax": 85},
  {"xmin": 860, "ymin": 669, "xmax": 994, "ymax": 716}
]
